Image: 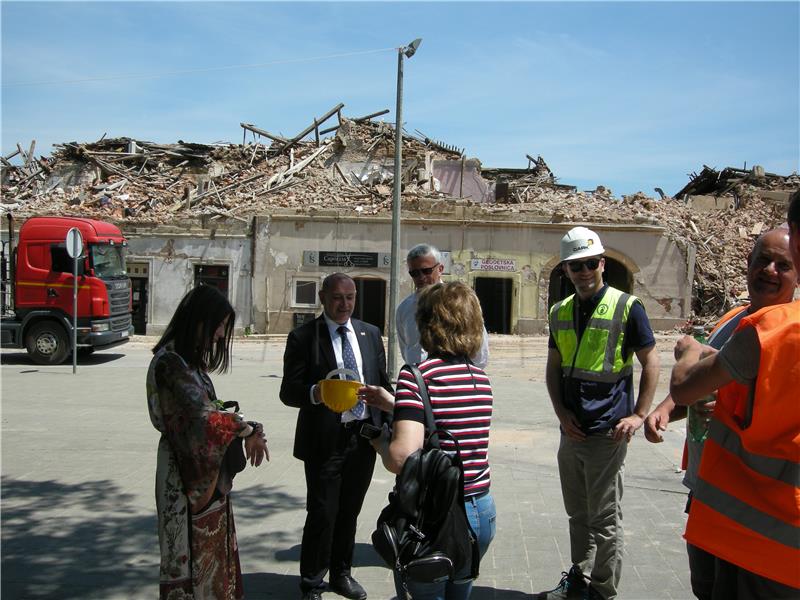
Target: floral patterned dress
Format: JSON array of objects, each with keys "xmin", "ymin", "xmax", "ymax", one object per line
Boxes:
[{"xmin": 147, "ymin": 346, "xmax": 247, "ymax": 600}]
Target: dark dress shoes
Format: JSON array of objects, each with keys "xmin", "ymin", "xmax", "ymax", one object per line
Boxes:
[
  {"xmin": 301, "ymin": 591, "xmax": 323, "ymax": 600},
  {"xmin": 329, "ymin": 574, "xmax": 367, "ymax": 600}
]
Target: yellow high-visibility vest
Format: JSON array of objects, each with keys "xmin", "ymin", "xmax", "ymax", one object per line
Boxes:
[{"xmin": 549, "ymin": 286, "xmax": 637, "ymax": 383}]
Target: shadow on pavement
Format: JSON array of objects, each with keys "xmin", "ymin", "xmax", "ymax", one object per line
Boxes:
[
  {"xmin": 0, "ymin": 352, "xmax": 126, "ymax": 366},
  {"xmin": 0, "ymin": 478, "xmax": 308, "ymax": 599},
  {"xmin": 242, "ymin": 571, "xmax": 300, "ymax": 597},
  {"xmin": 1, "ymin": 477, "xmax": 154, "ymax": 599},
  {"xmin": 473, "ymin": 587, "xmax": 534, "ymax": 599},
  {"xmin": 272, "ymin": 542, "xmax": 386, "ymax": 570}
]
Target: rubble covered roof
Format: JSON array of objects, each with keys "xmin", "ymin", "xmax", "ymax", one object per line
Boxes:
[{"xmin": 1, "ymin": 113, "xmax": 798, "ymax": 322}]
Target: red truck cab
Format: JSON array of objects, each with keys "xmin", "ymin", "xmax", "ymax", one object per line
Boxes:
[{"xmin": 1, "ymin": 216, "xmax": 133, "ymax": 364}]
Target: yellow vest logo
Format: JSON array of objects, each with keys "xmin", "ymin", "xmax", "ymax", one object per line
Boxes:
[{"xmin": 597, "ymin": 304, "xmax": 609, "ymax": 315}]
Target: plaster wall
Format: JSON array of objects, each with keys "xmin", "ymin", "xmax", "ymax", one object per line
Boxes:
[
  {"xmin": 255, "ymin": 214, "xmax": 691, "ymax": 335},
  {"xmin": 123, "ymin": 222, "xmax": 253, "ymax": 334},
  {"xmin": 254, "ymin": 215, "xmax": 394, "ymax": 333},
  {"xmin": 432, "ymin": 159, "xmax": 492, "ymax": 203}
]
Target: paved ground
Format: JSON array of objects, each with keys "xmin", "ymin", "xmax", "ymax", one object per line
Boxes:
[{"xmin": 1, "ymin": 335, "xmax": 693, "ymax": 599}]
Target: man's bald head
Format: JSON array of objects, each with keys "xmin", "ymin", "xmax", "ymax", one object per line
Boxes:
[{"xmin": 747, "ymin": 228, "xmax": 797, "ymax": 311}]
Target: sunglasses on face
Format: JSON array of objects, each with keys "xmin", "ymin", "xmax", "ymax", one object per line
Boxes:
[
  {"xmin": 408, "ymin": 264, "xmax": 440, "ymax": 278},
  {"xmin": 567, "ymin": 258, "xmax": 601, "ymax": 272}
]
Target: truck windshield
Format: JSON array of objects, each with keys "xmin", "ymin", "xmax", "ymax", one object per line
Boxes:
[{"xmin": 90, "ymin": 243, "xmax": 127, "ymax": 279}]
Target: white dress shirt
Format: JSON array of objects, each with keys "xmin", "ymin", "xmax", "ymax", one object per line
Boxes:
[{"xmin": 311, "ymin": 314, "xmax": 365, "ymax": 422}]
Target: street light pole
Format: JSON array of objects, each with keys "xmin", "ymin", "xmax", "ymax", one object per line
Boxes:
[{"xmin": 387, "ymin": 38, "xmax": 421, "ymax": 380}]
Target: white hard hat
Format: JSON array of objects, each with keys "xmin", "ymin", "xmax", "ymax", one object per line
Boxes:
[{"xmin": 560, "ymin": 226, "xmax": 605, "ymax": 262}]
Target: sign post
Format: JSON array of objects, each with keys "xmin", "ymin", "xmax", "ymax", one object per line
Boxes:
[{"xmin": 65, "ymin": 228, "xmax": 83, "ymax": 374}]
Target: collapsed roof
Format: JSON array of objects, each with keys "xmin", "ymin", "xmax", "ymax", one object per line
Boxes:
[{"xmin": 2, "ymin": 107, "xmax": 798, "ymax": 322}]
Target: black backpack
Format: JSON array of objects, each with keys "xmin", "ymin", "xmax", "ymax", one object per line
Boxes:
[{"xmin": 371, "ymin": 365, "xmax": 480, "ymax": 589}]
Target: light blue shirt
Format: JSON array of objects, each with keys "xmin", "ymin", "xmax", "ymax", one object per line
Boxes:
[{"xmin": 396, "ymin": 290, "xmax": 489, "ymax": 369}]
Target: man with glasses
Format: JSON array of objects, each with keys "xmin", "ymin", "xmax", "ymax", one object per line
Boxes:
[
  {"xmin": 541, "ymin": 227, "xmax": 660, "ymax": 600},
  {"xmin": 396, "ymin": 243, "xmax": 489, "ymax": 369}
]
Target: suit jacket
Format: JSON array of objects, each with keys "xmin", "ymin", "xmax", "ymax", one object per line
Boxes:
[{"xmin": 280, "ymin": 315, "xmax": 392, "ymax": 462}]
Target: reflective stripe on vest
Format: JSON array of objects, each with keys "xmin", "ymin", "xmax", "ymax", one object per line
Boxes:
[
  {"xmin": 549, "ymin": 287, "xmax": 636, "ymax": 383},
  {"xmin": 685, "ymin": 301, "xmax": 800, "ymax": 588},
  {"xmin": 693, "ymin": 419, "xmax": 800, "ymax": 549},
  {"xmin": 708, "ymin": 417, "xmax": 800, "ymax": 488}
]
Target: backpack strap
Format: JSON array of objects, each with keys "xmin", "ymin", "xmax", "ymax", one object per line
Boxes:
[
  {"xmin": 408, "ymin": 364, "xmax": 440, "ymax": 449},
  {"xmin": 408, "ymin": 366, "xmax": 480, "ymax": 582}
]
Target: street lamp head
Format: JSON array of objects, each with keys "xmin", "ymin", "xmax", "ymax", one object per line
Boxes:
[{"xmin": 404, "ymin": 38, "xmax": 422, "ymax": 58}]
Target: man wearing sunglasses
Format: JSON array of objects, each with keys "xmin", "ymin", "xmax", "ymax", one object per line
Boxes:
[
  {"xmin": 542, "ymin": 227, "xmax": 660, "ymax": 600},
  {"xmin": 396, "ymin": 243, "xmax": 489, "ymax": 369}
]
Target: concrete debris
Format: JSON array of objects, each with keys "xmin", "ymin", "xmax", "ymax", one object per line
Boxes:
[
  {"xmin": 2, "ymin": 113, "xmax": 798, "ymax": 323},
  {"xmin": 675, "ymin": 164, "xmax": 789, "ymax": 201}
]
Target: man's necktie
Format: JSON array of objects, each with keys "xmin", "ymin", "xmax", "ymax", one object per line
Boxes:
[{"xmin": 338, "ymin": 325, "xmax": 365, "ymax": 419}]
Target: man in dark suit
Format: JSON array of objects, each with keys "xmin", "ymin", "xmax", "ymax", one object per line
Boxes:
[{"xmin": 280, "ymin": 273, "xmax": 392, "ymax": 600}]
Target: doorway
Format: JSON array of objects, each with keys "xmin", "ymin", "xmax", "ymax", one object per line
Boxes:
[
  {"xmin": 194, "ymin": 264, "xmax": 229, "ymax": 298},
  {"xmin": 127, "ymin": 261, "xmax": 149, "ymax": 335},
  {"xmin": 474, "ymin": 277, "xmax": 513, "ymax": 334},
  {"xmin": 131, "ymin": 277, "xmax": 148, "ymax": 334},
  {"xmin": 353, "ymin": 278, "xmax": 386, "ymax": 334}
]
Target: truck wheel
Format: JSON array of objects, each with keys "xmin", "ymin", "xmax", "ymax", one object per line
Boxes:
[{"xmin": 25, "ymin": 322, "xmax": 70, "ymax": 365}]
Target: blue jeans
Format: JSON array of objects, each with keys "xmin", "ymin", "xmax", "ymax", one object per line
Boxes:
[{"xmin": 394, "ymin": 492, "xmax": 496, "ymax": 600}]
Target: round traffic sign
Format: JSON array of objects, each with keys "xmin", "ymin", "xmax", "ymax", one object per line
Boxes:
[{"xmin": 65, "ymin": 227, "xmax": 84, "ymax": 258}]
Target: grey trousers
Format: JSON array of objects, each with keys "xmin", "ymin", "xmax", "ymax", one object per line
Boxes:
[{"xmin": 557, "ymin": 432, "xmax": 627, "ymax": 600}]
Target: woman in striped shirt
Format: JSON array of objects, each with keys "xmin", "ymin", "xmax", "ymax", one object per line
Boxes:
[{"xmin": 360, "ymin": 281, "xmax": 495, "ymax": 600}]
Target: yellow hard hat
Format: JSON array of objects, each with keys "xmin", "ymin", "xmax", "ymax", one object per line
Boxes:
[{"xmin": 318, "ymin": 368, "xmax": 363, "ymax": 413}]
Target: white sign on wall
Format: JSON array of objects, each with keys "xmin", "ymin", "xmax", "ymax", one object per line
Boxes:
[{"xmin": 471, "ymin": 258, "xmax": 516, "ymax": 272}]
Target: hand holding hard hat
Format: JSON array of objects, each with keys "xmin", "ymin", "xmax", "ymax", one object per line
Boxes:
[{"xmin": 318, "ymin": 368, "xmax": 363, "ymax": 412}]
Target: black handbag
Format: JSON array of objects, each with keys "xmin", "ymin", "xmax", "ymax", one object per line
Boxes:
[{"xmin": 220, "ymin": 401, "xmax": 246, "ymax": 476}]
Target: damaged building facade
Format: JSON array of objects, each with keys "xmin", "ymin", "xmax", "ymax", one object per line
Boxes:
[
  {"xmin": 118, "ymin": 210, "xmax": 688, "ymax": 336},
  {"xmin": 249, "ymin": 211, "xmax": 688, "ymax": 335},
  {"xmin": 3, "ymin": 106, "xmax": 796, "ymax": 336}
]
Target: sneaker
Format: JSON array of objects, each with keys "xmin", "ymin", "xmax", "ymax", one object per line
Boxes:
[{"xmin": 536, "ymin": 566, "xmax": 589, "ymax": 599}]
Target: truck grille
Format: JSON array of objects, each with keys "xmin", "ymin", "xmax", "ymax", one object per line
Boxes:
[
  {"xmin": 111, "ymin": 314, "xmax": 131, "ymax": 332},
  {"xmin": 105, "ymin": 280, "xmax": 131, "ymax": 316}
]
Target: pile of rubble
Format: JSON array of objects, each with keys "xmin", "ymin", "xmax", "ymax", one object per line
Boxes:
[
  {"xmin": 0, "ymin": 105, "xmax": 559, "ymax": 222},
  {"xmin": 499, "ymin": 185, "xmax": 794, "ymax": 318},
  {"xmin": 674, "ymin": 164, "xmax": 789, "ymax": 201},
  {"xmin": 1, "ymin": 108, "xmax": 798, "ymax": 321}
]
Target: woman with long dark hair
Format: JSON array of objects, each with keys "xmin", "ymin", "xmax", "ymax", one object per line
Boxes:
[{"xmin": 147, "ymin": 285, "xmax": 268, "ymax": 599}]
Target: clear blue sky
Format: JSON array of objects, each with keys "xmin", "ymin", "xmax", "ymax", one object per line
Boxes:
[{"xmin": 2, "ymin": 1, "xmax": 798, "ymax": 196}]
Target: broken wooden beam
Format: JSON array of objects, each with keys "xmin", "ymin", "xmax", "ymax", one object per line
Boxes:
[
  {"xmin": 353, "ymin": 108, "xmax": 390, "ymax": 123},
  {"xmin": 3, "ymin": 148, "xmax": 21, "ymax": 162},
  {"xmin": 319, "ymin": 109, "xmax": 390, "ymax": 135},
  {"xmin": 189, "ymin": 171, "xmax": 269, "ymax": 206},
  {"xmin": 240, "ymin": 123, "xmax": 290, "ymax": 144},
  {"xmin": 26, "ymin": 141, "xmax": 36, "ymax": 167},
  {"xmin": 279, "ymin": 102, "xmax": 344, "ymax": 154}
]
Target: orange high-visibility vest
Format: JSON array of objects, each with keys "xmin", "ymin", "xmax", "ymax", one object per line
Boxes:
[{"xmin": 685, "ymin": 301, "xmax": 800, "ymax": 589}]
